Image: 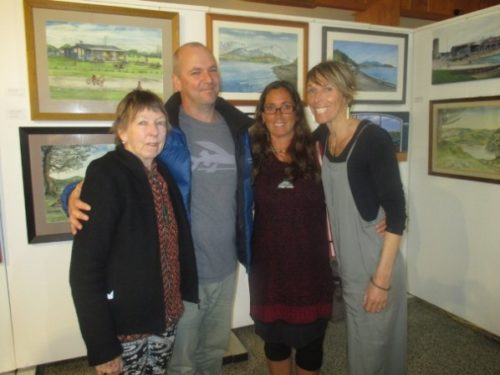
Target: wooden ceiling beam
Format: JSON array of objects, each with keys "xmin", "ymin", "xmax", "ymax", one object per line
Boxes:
[
  {"xmin": 241, "ymin": 0, "xmax": 500, "ymax": 20},
  {"xmin": 354, "ymin": 0, "xmax": 400, "ymax": 25}
]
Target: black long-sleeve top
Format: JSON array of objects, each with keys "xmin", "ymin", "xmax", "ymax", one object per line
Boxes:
[{"xmin": 313, "ymin": 121, "xmax": 406, "ymax": 235}]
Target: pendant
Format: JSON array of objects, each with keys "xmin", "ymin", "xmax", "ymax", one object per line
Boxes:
[{"xmin": 277, "ymin": 179, "xmax": 294, "ymax": 189}]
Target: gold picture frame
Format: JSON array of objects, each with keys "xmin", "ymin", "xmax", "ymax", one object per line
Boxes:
[
  {"xmin": 207, "ymin": 13, "xmax": 308, "ymax": 106},
  {"xmin": 24, "ymin": 0, "xmax": 179, "ymax": 120}
]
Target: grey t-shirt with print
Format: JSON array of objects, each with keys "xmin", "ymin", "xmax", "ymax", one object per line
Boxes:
[{"xmin": 179, "ymin": 108, "xmax": 237, "ymax": 283}]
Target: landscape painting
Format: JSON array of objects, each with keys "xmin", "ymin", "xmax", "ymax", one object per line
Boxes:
[
  {"xmin": 322, "ymin": 27, "xmax": 407, "ymax": 104},
  {"xmin": 24, "ymin": 0, "xmax": 178, "ymax": 120},
  {"xmin": 19, "ymin": 127, "xmax": 115, "ymax": 243},
  {"xmin": 207, "ymin": 14, "xmax": 308, "ymax": 105},
  {"xmin": 429, "ymin": 96, "xmax": 500, "ymax": 184},
  {"xmin": 432, "ymin": 12, "xmax": 500, "ymax": 85},
  {"xmin": 352, "ymin": 111, "xmax": 409, "ymax": 161}
]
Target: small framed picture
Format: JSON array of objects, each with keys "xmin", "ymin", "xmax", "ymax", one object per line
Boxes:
[
  {"xmin": 322, "ymin": 27, "xmax": 408, "ymax": 104},
  {"xmin": 429, "ymin": 96, "xmax": 500, "ymax": 184},
  {"xmin": 19, "ymin": 127, "xmax": 115, "ymax": 243}
]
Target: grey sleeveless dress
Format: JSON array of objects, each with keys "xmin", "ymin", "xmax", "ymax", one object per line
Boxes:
[{"xmin": 322, "ymin": 123, "xmax": 407, "ymax": 375}]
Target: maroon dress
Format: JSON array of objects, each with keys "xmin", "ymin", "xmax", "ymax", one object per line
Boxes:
[{"xmin": 250, "ymin": 154, "xmax": 333, "ymax": 347}]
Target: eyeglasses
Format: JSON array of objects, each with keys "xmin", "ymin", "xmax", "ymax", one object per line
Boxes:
[{"xmin": 263, "ymin": 103, "xmax": 295, "ymax": 115}]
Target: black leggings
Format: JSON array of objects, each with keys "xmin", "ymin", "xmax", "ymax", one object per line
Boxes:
[{"xmin": 264, "ymin": 335, "xmax": 325, "ymax": 371}]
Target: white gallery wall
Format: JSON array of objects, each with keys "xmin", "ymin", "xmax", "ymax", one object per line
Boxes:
[
  {"xmin": 4, "ymin": 0, "xmax": 499, "ymax": 371},
  {"xmin": 407, "ymin": 6, "xmax": 500, "ymax": 337}
]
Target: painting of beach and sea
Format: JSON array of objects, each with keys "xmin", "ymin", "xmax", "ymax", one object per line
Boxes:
[
  {"xmin": 24, "ymin": 0, "xmax": 178, "ymax": 120},
  {"xmin": 322, "ymin": 27, "xmax": 408, "ymax": 104},
  {"xmin": 432, "ymin": 12, "xmax": 500, "ymax": 85},
  {"xmin": 352, "ymin": 112, "xmax": 409, "ymax": 160},
  {"xmin": 207, "ymin": 14, "xmax": 308, "ymax": 105},
  {"xmin": 19, "ymin": 127, "xmax": 115, "ymax": 243},
  {"xmin": 429, "ymin": 96, "xmax": 500, "ymax": 184}
]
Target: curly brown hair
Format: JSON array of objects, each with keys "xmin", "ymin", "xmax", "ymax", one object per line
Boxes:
[{"xmin": 250, "ymin": 80, "xmax": 319, "ymax": 182}]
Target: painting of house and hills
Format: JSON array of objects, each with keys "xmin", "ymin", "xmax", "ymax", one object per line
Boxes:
[
  {"xmin": 332, "ymin": 41, "xmax": 399, "ymax": 92},
  {"xmin": 432, "ymin": 15, "xmax": 500, "ymax": 85},
  {"xmin": 45, "ymin": 21, "xmax": 164, "ymax": 101},
  {"xmin": 217, "ymin": 27, "xmax": 300, "ymax": 93}
]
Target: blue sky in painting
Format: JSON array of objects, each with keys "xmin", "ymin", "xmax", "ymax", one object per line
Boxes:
[
  {"xmin": 334, "ymin": 40, "xmax": 397, "ymax": 66},
  {"xmin": 45, "ymin": 20, "xmax": 162, "ymax": 53}
]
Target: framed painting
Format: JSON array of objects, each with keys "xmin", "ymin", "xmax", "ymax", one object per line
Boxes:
[
  {"xmin": 207, "ymin": 13, "xmax": 308, "ymax": 105},
  {"xmin": 24, "ymin": 0, "xmax": 179, "ymax": 120},
  {"xmin": 322, "ymin": 27, "xmax": 408, "ymax": 104},
  {"xmin": 19, "ymin": 127, "xmax": 115, "ymax": 243},
  {"xmin": 429, "ymin": 96, "xmax": 500, "ymax": 184},
  {"xmin": 352, "ymin": 111, "xmax": 410, "ymax": 161},
  {"xmin": 431, "ymin": 12, "xmax": 500, "ymax": 85}
]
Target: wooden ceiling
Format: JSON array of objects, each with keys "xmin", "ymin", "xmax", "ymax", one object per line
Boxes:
[{"xmin": 242, "ymin": 0, "xmax": 500, "ymax": 25}]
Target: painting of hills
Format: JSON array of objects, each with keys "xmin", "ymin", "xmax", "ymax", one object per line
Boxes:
[{"xmin": 215, "ymin": 26, "xmax": 301, "ymax": 96}]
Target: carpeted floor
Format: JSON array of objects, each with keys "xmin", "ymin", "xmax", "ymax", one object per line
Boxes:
[{"xmin": 37, "ymin": 297, "xmax": 500, "ymax": 374}]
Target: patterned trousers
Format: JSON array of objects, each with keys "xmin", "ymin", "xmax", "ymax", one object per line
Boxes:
[{"xmin": 121, "ymin": 325, "xmax": 176, "ymax": 375}]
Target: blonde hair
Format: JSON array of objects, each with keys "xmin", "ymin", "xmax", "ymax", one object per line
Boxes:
[{"xmin": 307, "ymin": 61, "xmax": 357, "ymax": 106}]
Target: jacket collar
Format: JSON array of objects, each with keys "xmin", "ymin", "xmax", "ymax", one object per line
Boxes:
[{"xmin": 164, "ymin": 92, "xmax": 253, "ymax": 130}]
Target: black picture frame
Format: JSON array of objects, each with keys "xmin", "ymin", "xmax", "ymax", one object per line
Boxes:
[
  {"xmin": 19, "ymin": 127, "xmax": 114, "ymax": 243},
  {"xmin": 322, "ymin": 26, "xmax": 408, "ymax": 104}
]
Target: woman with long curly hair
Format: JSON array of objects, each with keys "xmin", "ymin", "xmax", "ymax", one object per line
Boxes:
[{"xmin": 249, "ymin": 80, "xmax": 334, "ymax": 375}]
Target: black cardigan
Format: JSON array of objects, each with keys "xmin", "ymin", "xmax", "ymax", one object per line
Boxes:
[
  {"xmin": 70, "ymin": 146, "xmax": 197, "ymax": 366},
  {"xmin": 313, "ymin": 122, "xmax": 406, "ymax": 235}
]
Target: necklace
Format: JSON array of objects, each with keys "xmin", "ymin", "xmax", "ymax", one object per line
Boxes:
[
  {"xmin": 271, "ymin": 144, "xmax": 287, "ymax": 154},
  {"xmin": 270, "ymin": 143, "xmax": 291, "ymax": 163}
]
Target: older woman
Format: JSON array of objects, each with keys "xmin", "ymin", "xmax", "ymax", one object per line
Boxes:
[
  {"xmin": 250, "ymin": 80, "xmax": 333, "ymax": 375},
  {"xmin": 307, "ymin": 61, "xmax": 407, "ymax": 374},
  {"xmin": 69, "ymin": 90, "xmax": 197, "ymax": 375}
]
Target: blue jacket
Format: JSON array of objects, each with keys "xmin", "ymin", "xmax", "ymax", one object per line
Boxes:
[{"xmin": 158, "ymin": 92, "xmax": 254, "ymax": 270}]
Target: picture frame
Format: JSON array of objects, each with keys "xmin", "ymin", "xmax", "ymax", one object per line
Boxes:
[
  {"xmin": 351, "ymin": 111, "xmax": 410, "ymax": 161},
  {"xmin": 19, "ymin": 127, "xmax": 115, "ymax": 243},
  {"xmin": 207, "ymin": 13, "xmax": 308, "ymax": 106},
  {"xmin": 322, "ymin": 27, "xmax": 408, "ymax": 104},
  {"xmin": 431, "ymin": 12, "xmax": 500, "ymax": 85},
  {"xmin": 429, "ymin": 96, "xmax": 500, "ymax": 184},
  {"xmin": 24, "ymin": 0, "xmax": 179, "ymax": 120}
]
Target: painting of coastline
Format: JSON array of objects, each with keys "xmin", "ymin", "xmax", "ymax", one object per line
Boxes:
[
  {"xmin": 432, "ymin": 13, "xmax": 500, "ymax": 85},
  {"xmin": 352, "ymin": 112, "xmax": 409, "ymax": 154},
  {"xmin": 208, "ymin": 14, "xmax": 307, "ymax": 104},
  {"xmin": 322, "ymin": 27, "xmax": 407, "ymax": 104},
  {"xmin": 334, "ymin": 42, "xmax": 398, "ymax": 92},
  {"xmin": 24, "ymin": 1, "xmax": 178, "ymax": 119},
  {"xmin": 429, "ymin": 97, "xmax": 500, "ymax": 184}
]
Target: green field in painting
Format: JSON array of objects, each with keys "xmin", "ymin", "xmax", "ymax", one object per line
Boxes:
[{"xmin": 47, "ymin": 55, "xmax": 163, "ymax": 100}]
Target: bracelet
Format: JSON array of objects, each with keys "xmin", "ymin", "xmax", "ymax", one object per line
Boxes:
[{"xmin": 370, "ymin": 276, "xmax": 391, "ymax": 291}]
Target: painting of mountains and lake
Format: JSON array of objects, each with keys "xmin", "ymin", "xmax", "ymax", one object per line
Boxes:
[
  {"xmin": 429, "ymin": 96, "xmax": 500, "ymax": 184},
  {"xmin": 208, "ymin": 14, "xmax": 307, "ymax": 104},
  {"xmin": 322, "ymin": 27, "xmax": 407, "ymax": 104}
]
